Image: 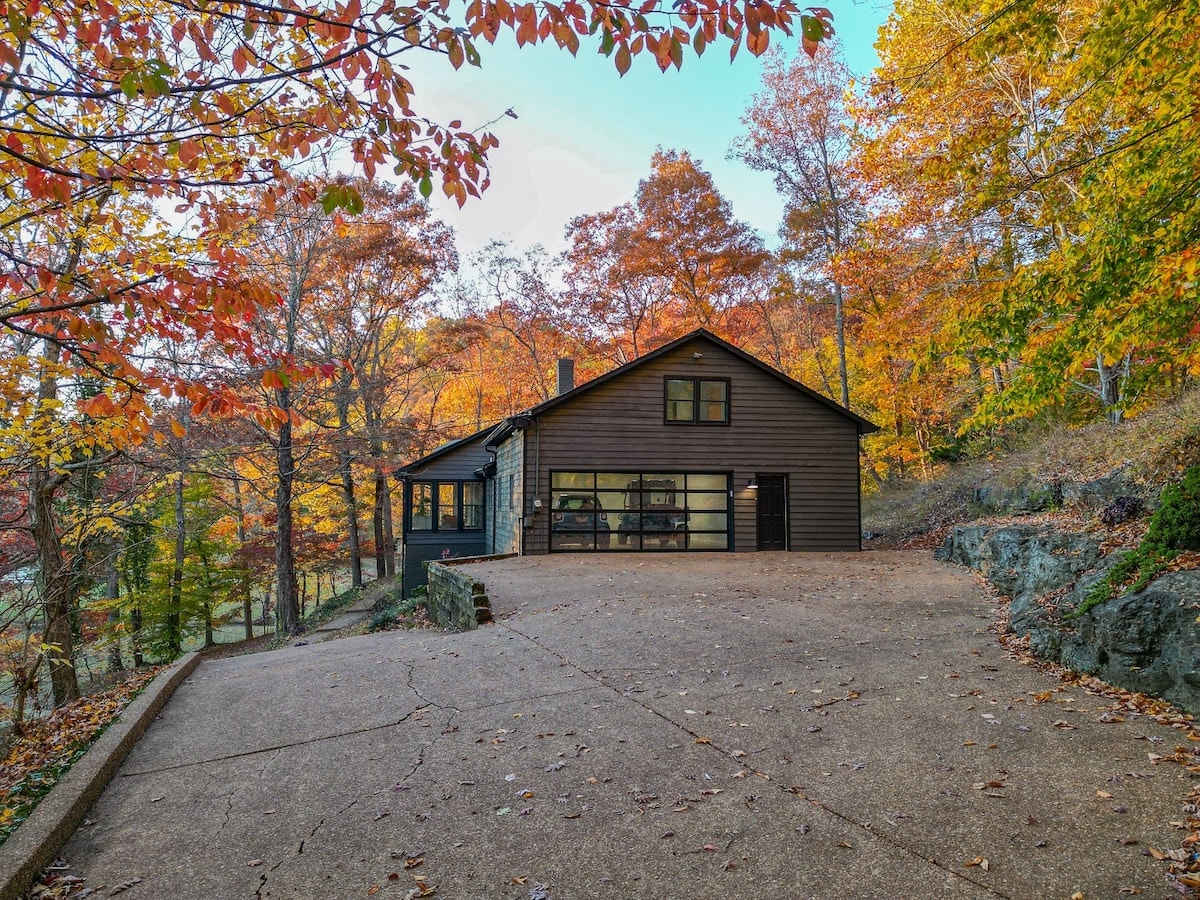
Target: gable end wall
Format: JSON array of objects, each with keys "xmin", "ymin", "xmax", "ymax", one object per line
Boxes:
[{"xmin": 521, "ymin": 338, "xmax": 861, "ymax": 554}]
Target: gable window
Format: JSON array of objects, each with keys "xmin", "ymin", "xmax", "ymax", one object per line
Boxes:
[
  {"xmin": 665, "ymin": 378, "xmax": 729, "ymax": 424},
  {"xmin": 408, "ymin": 480, "xmax": 484, "ymax": 532}
]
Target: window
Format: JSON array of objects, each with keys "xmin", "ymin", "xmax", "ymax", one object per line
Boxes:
[
  {"xmin": 463, "ymin": 482, "xmax": 484, "ymax": 529},
  {"xmin": 407, "ymin": 480, "xmax": 483, "ymax": 532},
  {"xmin": 438, "ymin": 483, "xmax": 459, "ymax": 530},
  {"xmin": 410, "ymin": 483, "xmax": 433, "ymax": 531},
  {"xmin": 665, "ymin": 378, "xmax": 729, "ymax": 424}
]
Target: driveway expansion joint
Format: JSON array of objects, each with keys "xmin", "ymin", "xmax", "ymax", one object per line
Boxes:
[{"xmin": 120, "ymin": 704, "xmax": 436, "ymax": 777}]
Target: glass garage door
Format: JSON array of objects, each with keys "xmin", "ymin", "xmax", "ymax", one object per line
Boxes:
[{"xmin": 549, "ymin": 471, "xmax": 730, "ymax": 552}]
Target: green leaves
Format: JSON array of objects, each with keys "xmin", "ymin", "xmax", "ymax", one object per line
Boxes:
[
  {"xmin": 117, "ymin": 58, "xmax": 174, "ymax": 99},
  {"xmin": 319, "ymin": 183, "xmax": 366, "ymax": 215}
]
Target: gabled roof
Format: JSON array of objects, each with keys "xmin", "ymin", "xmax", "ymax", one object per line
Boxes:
[
  {"xmin": 487, "ymin": 328, "xmax": 878, "ymax": 446},
  {"xmin": 395, "ymin": 426, "xmax": 497, "ymax": 477},
  {"xmin": 398, "ymin": 328, "xmax": 878, "ymax": 475}
]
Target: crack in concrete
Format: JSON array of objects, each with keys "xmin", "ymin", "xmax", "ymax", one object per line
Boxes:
[
  {"xmin": 252, "ymin": 854, "xmax": 289, "ymax": 899},
  {"xmin": 498, "ymin": 620, "xmax": 1010, "ymax": 900},
  {"xmin": 214, "ymin": 750, "xmax": 278, "ymax": 836}
]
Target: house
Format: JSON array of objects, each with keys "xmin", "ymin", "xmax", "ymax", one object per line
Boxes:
[{"xmin": 396, "ymin": 329, "xmax": 878, "ymax": 595}]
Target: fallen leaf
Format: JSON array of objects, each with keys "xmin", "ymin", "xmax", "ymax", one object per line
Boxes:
[
  {"xmin": 695, "ymin": 737, "xmax": 712, "ymax": 744},
  {"xmin": 837, "ymin": 840, "xmax": 853, "ymax": 849},
  {"xmin": 1096, "ymin": 790, "xmax": 1113, "ymax": 799},
  {"xmin": 965, "ymin": 856, "xmax": 990, "ymax": 871},
  {"xmin": 247, "ymin": 860, "xmax": 262, "ymax": 868},
  {"xmin": 1118, "ymin": 887, "xmax": 1143, "ymax": 894}
]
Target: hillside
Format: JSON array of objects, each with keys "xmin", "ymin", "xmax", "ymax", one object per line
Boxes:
[{"xmin": 862, "ymin": 387, "xmax": 1200, "ymax": 548}]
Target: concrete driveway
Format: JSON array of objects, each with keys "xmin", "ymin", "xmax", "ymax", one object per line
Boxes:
[{"xmin": 58, "ymin": 552, "xmax": 1190, "ymax": 898}]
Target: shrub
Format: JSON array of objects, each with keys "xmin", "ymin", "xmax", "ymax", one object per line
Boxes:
[{"xmin": 1069, "ymin": 464, "xmax": 1200, "ymax": 618}]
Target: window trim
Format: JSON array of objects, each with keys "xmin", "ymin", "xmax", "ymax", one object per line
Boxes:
[{"xmin": 663, "ymin": 376, "xmax": 731, "ymax": 425}]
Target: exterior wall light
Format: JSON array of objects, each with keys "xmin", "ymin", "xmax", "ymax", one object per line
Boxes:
[{"xmin": 747, "ymin": 478, "xmax": 759, "ymax": 490}]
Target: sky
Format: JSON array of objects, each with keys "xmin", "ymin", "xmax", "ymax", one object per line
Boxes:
[{"xmin": 402, "ymin": 0, "xmax": 893, "ymax": 259}]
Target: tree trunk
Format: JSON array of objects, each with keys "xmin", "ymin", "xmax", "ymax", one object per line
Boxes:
[
  {"xmin": 106, "ymin": 549, "xmax": 124, "ymax": 673},
  {"xmin": 275, "ymin": 388, "xmax": 300, "ymax": 635},
  {"xmin": 231, "ymin": 475, "xmax": 254, "ymax": 641},
  {"xmin": 335, "ymin": 394, "xmax": 363, "ymax": 589},
  {"xmin": 30, "ymin": 348, "xmax": 78, "ymax": 706},
  {"xmin": 833, "ymin": 282, "xmax": 849, "ymax": 409},
  {"xmin": 131, "ymin": 607, "xmax": 143, "ymax": 667},
  {"xmin": 198, "ymin": 547, "xmax": 216, "ymax": 648},
  {"xmin": 1097, "ymin": 353, "xmax": 1129, "ymax": 425},
  {"xmin": 32, "ymin": 471, "xmax": 78, "ymax": 705},
  {"xmin": 167, "ymin": 469, "xmax": 185, "ymax": 656},
  {"xmin": 339, "ymin": 449, "xmax": 364, "ymax": 589},
  {"xmin": 381, "ymin": 477, "xmax": 396, "ymax": 578},
  {"xmin": 373, "ymin": 475, "xmax": 387, "ymax": 579}
]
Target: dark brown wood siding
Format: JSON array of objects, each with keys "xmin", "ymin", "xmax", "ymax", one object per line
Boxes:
[{"xmin": 521, "ymin": 337, "xmax": 862, "ymax": 554}]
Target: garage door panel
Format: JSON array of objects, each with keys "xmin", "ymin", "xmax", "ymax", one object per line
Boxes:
[{"xmin": 549, "ymin": 470, "xmax": 730, "ymax": 553}]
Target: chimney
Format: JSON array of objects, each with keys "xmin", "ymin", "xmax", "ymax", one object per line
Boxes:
[{"xmin": 556, "ymin": 358, "xmax": 575, "ymax": 396}]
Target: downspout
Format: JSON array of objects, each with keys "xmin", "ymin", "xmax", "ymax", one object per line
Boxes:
[
  {"xmin": 518, "ymin": 428, "xmax": 527, "ymax": 556},
  {"xmin": 856, "ymin": 434, "xmax": 864, "ymax": 552},
  {"xmin": 490, "ymin": 451, "xmax": 497, "ymax": 555}
]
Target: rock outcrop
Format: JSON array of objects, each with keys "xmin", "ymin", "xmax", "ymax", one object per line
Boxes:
[{"xmin": 938, "ymin": 524, "xmax": 1200, "ymax": 714}]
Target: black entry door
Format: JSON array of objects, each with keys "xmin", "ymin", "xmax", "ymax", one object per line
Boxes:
[{"xmin": 756, "ymin": 474, "xmax": 787, "ymax": 550}]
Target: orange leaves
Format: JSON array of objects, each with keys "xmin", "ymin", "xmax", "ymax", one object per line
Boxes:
[
  {"xmin": 746, "ymin": 28, "xmax": 769, "ymax": 56},
  {"xmin": 260, "ymin": 368, "xmax": 289, "ymax": 391},
  {"xmin": 176, "ymin": 138, "xmax": 201, "ymax": 167}
]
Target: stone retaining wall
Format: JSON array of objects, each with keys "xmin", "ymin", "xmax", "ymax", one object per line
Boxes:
[
  {"xmin": 424, "ymin": 554, "xmax": 516, "ymax": 630},
  {"xmin": 939, "ymin": 525, "xmax": 1200, "ymax": 713}
]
